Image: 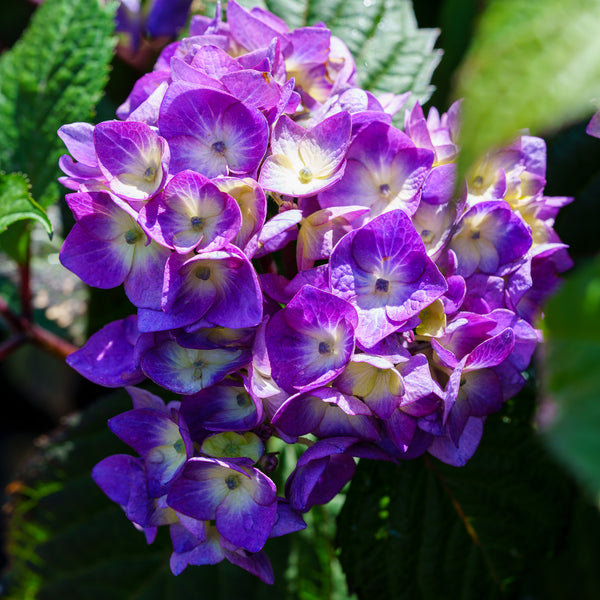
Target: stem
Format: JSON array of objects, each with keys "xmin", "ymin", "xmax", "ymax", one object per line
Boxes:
[
  {"xmin": 18, "ymin": 243, "xmax": 32, "ymax": 322},
  {"xmin": 29, "ymin": 323, "xmax": 78, "ymax": 361},
  {"xmin": 0, "ymin": 296, "xmax": 78, "ymax": 361}
]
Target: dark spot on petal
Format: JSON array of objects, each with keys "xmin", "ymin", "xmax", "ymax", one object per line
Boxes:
[
  {"xmin": 420, "ymin": 229, "xmax": 434, "ymax": 243},
  {"xmin": 379, "ymin": 183, "xmax": 391, "ymax": 197},
  {"xmin": 143, "ymin": 166, "xmax": 156, "ymax": 182},
  {"xmin": 174, "ymin": 439, "xmax": 186, "ymax": 454},
  {"xmin": 191, "ymin": 216, "xmax": 204, "ymax": 231},
  {"xmin": 375, "ymin": 278, "xmax": 389, "ymax": 293},
  {"xmin": 212, "ymin": 141, "xmax": 226, "ymax": 154},
  {"xmin": 124, "ymin": 229, "xmax": 140, "ymax": 244},
  {"xmin": 318, "ymin": 341, "xmax": 332, "ymax": 354},
  {"xmin": 226, "ymin": 475, "xmax": 240, "ymax": 490},
  {"xmin": 236, "ymin": 392, "xmax": 251, "ymax": 407},
  {"xmin": 471, "ymin": 231, "xmax": 481, "ymax": 240},
  {"xmin": 196, "ymin": 266, "xmax": 211, "ymax": 280}
]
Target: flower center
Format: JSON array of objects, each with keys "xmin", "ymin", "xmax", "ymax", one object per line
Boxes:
[
  {"xmin": 143, "ymin": 166, "xmax": 157, "ymax": 182},
  {"xmin": 195, "ymin": 266, "xmax": 211, "ymax": 280},
  {"xmin": 212, "ymin": 141, "xmax": 226, "ymax": 154},
  {"xmin": 124, "ymin": 229, "xmax": 140, "ymax": 245},
  {"xmin": 471, "ymin": 230, "xmax": 481, "ymax": 240},
  {"xmin": 236, "ymin": 392, "xmax": 251, "ymax": 407},
  {"xmin": 298, "ymin": 166, "xmax": 313, "ymax": 184},
  {"xmin": 224, "ymin": 443, "xmax": 240, "ymax": 457},
  {"xmin": 379, "ymin": 183, "xmax": 391, "ymax": 197},
  {"xmin": 420, "ymin": 229, "xmax": 434, "ymax": 244},
  {"xmin": 190, "ymin": 216, "xmax": 204, "ymax": 231},
  {"xmin": 375, "ymin": 278, "xmax": 390, "ymax": 293},
  {"xmin": 318, "ymin": 341, "xmax": 332, "ymax": 355},
  {"xmin": 225, "ymin": 475, "xmax": 240, "ymax": 490},
  {"xmin": 173, "ymin": 438, "xmax": 186, "ymax": 454}
]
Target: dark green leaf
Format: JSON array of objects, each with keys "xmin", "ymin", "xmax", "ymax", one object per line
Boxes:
[
  {"xmin": 454, "ymin": 0, "xmax": 600, "ymax": 180},
  {"xmin": 542, "ymin": 254, "xmax": 600, "ymax": 499},
  {"xmin": 0, "ymin": 0, "xmax": 117, "ymax": 208},
  {"xmin": 337, "ymin": 394, "xmax": 575, "ymax": 599},
  {"xmin": 215, "ymin": 0, "xmax": 441, "ymax": 105},
  {"xmin": 0, "ymin": 173, "xmax": 52, "ymax": 238}
]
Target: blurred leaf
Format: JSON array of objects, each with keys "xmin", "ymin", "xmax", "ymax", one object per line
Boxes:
[
  {"xmin": 336, "ymin": 393, "xmax": 578, "ymax": 599},
  {"xmin": 0, "ymin": 173, "xmax": 52, "ymax": 238},
  {"xmin": 3, "ymin": 393, "xmax": 353, "ymax": 599},
  {"xmin": 0, "ymin": 0, "xmax": 116, "ymax": 208},
  {"xmin": 0, "ymin": 221, "xmax": 31, "ymax": 266},
  {"xmin": 519, "ymin": 496, "xmax": 600, "ymax": 599},
  {"xmin": 224, "ymin": 0, "xmax": 441, "ymax": 105},
  {"xmin": 542, "ymin": 254, "xmax": 600, "ymax": 500},
  {"xmin": 455, "ymin": 0, "xmax": 600, "ymax": 179}
]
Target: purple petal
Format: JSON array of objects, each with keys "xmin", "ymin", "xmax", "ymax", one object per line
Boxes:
[
  {"xmin": 428, "ymin": 417, "xmax": 484, "ymax": 466},
  {"xmin": 66, "ymin": 316, "xmax": 144, "ymax": 387}
]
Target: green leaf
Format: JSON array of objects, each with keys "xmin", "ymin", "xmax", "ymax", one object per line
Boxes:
[
  {"xmin": 336, "ymin": 393, "xmax": 576, "ymax": 599},
  {"xmin": 0, "ymin": 0, "xmax": 117, "ymax": 208},
  {"xmin": 0, "ymin": 173, "xmax": 52, "ymax": 237},
  {"xmin": 216, "ymin": 0, "xmax": 441, "ymax": 105},
  {"xmin": 455, "ymin": 0, "xmax": 600, "ymax": 180},
  {"xmin": 3, "ymin": 393, "xmax": 353, "ymax": 599},
  {"xmin": 542, "ymin": 254, "xmax": 600, "ymax": 500}
]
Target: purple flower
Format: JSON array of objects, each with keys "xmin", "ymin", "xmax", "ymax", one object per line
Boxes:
[
  {"xmin": 66, "ymin": 315, "xmax": 145, "ymax": 387},
  {"xmin": 181, "ymin": 380, "xmax": 263, "ymax": 435},
  {"xmin": 140, "ymin": 170, "xmax": 242, "ymax": 254},
  {"xmin": 167, "ymin": 457, "xmax": 277, "ymax": 553},
  {"xmin": 448, "ymin": 201, "xmax": 532, "ymax": 278},
  {"xmin": 319, "ymin": 120, "xmax": 434, "ymax": 223},
  {"xmin": 169, "ymin": 522, "xmax": 275, "ymax": 583},
  {"xmin": 158, "ymin": 84, "xmax": 269, "ymax": 178},
  {"xmin": 335, "ymin": 354, "xmax": 404, "ymax": 420},
  {"xmin": 94, "ymin": 120, "xmax": 169, "ymax": 203},
  {"xmin": 285, "ymin": 437, "xmax": 389, "ymax": 512},
  {"xmin": 157, "ymin": 245, "xmax": 263, "ymax": 330},
  {"xmin": 59, "ymin": 191, "xmax": 170, "ymax": 309},
  {"xmin": 116, "ymin": 0, "xmax": 194, "ymax": 52},
  {"xmin": 258, "ymin": 112, "xmax": 351, "ymax": 197},
  {"xmin": 140, "ymin": 336, "xmax": 251, "ymax": 395},
  {"xmin": 271, "ymin": 386, "xmax": 380, "ymax": 440},
  {"xmin": 213, "ymin": 176, "xmax": 267, "ymax": 250},
  {"xmin": 108, "ymin": 400, "xmax": 193, "ymax": 497},
  {"xmin": 264, "ymin": 285, "xmax": 358, "ymax": 393},
  {"xmin": 57, "ymin": 122, "xmax": 103, "ymax": 190},
  {"xmin": 329, "ymin": 209, "xmax": 447, "ymax": 346},
  {"xmin": 587, "ymin": 110, "xmax": 600, "ymax": 139}
]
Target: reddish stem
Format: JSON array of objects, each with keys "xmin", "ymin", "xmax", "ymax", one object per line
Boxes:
[
  {"xmin": 29, "ymin": 323, "xmax": 78, "ymax": 360},
  {"xmin": 0, "ymin": 296, "xmax": 78, "ymax": 361},
  {"xmin": 18, "ymin": 244, "xmax": 32, "ymax": 322}
]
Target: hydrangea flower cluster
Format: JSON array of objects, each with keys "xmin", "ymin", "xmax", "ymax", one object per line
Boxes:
[{"xmin": 57, "ymin": 1, "xmax": 573, "ymax": 583}]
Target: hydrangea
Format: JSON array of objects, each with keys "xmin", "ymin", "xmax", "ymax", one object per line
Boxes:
[{"xmin": 59, "ymin": 0, "xmax": 573, "ymax": 583}]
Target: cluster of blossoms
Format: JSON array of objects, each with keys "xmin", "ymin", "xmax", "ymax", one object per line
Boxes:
[{"xmin": 57, "ymin": 1, "xmax": 573, "ymax": 583}]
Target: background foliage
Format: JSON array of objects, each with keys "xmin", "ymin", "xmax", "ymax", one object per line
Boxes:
[{"xmin": 1, "ymin": 0, "xmax": 600, "ymax": 598}]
